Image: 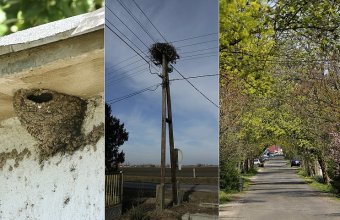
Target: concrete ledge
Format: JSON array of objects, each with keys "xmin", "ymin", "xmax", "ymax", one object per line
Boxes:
[
  {"xmin": 0, "ymin": 30, "xmax": 103, "ymax": 77},
  {"xmin": 0, "ymin": 8, "xmax": 104, "ymax": 56},
  {"xmin": 0, "ymin": 19, "xmax": 103, "ymax": 122}
]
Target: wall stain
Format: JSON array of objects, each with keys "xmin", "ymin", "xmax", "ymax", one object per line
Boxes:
[
  {"xmin": 85, "ymin": 123, "xmax": 104, "ymax": 151},
  {"xmin": 63, "ymin": 196, "xmax": 70, "ymax": 207},
  {"xmin": 0, "ymin": 148, "xmax": 31, "ymax": 170}
]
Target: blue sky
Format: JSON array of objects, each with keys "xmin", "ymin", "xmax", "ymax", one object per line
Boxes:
[{"xmin": 105, "ymin": 0, "xmax": 218, "ymax": 165}]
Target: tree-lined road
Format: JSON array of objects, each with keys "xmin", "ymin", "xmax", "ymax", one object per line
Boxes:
[{"xmin": 220, "ymin": 158, "xmax": 340, "ymax": 220}]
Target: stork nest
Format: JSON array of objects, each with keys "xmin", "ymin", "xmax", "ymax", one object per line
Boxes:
[{"xmin": 149, "ymin": 42, "xmax": 179, "ymax": 66}]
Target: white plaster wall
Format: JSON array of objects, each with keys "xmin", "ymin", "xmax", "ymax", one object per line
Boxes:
[{"xmin": 0, "ymin": 96, "xmax": 104, "ymax": 220}]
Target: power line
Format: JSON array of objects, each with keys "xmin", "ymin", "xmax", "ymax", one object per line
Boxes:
[
  {"xmin": 106, "ymin": 3, "xmax": 218, "ymax": 108},
  {"xmin": 116, "ymin": 0, "xmax": 157, "ymax": 43},
  {"xmin": 172, "ymin": 66, "xmax": 219, "ymax": 108},
  {"xmin": 106, "ymin": 67, "xmax": 149, "ymax": 86},
  {"xmin": 105, "ymin": 42, "xmax": 217, "ymax": 78},
  {"xmin": 170, "ymin": 33, "xmax": 218, "ymax": 43},
  {"xmin": 132, "ymin": 0, "xmax": 167, "ymax": 42},
  {"xmin": 107, "ymin": 63, "xmax": 218, "ymax": 86},
  {"xmin": 175, "ymin": 39, "xmax": 218, "ymax": 48},
  {"xmin": 180, "ymin": 54, "xmax": 218, "ymax": 61},
  {"xmin": 105, "ymin": 5, "xmax": 149, "ymax": 50},
  {"xmin": 106, "ymin": 64, "xmax": 148, "ymax": 83},
  {"xmin": 106, "ymin": 61, "xmax": 146, "ymax": 79},
  {"xmin": 181, "ymin": 51, "xmax": 217, "ymax": 59},
  {"xmin": 106, "ymin": 58, "xmax": 144, "ymax": 77},
  {"xmin": 170, "ymin": 74, "xmax": 219, "ymax": 81},
  {"xmin": 105, "ymin": 20, "xmax": 159, "ymax": 75},
  {"xmin": 106, "ymin": 70, "xmax": 149, "ymax": 87},
  {"xmin": 105, "ymin": 20, "xmax": 149, "ymax": 63},
  {"xmin": 107, "ymin": 73, "xmax": 218, "ymax": 104},
  {"xmin": 107, "ymin": 83, "xmax": 162, "ymax": 104},
  {"xmin": 106, "ymin": 54, "xmax": 139, "ymax": 70},
  {"xmin": 180, "ymin": 46, "xmax": 218, "ymax": 55},
  {"xmin": 106, "ymin": 37, "xmax": 219, "ymax": 70}
]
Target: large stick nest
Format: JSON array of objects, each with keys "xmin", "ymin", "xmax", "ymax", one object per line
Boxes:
[{"xmin": 149, "ymin": 42, "xmax": 179, "ymax": 66}]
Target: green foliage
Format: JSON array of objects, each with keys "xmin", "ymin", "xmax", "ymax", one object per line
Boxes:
[
  {"xmin": 219, "ymin": 190, "xmax": 234, "ymax": 203},
  {"xmin": 272, "ymin": 0, "xmax": 340, "ymax": 51},
  {"xmin": 105, "ymin": 103, "xmax": 128, "ymax": 172},
  {"xmin": 0, "ymin": 0, "xmax": 103, "ymax": 36},
  {"xmin": 220, "ymin": 160, "xmax": 241, "ymax": 191},
  {"xmin": 330, "ymin": 176, "xmax": 340, "ymax": 195},
  {"xmin": 220, "ymin": 0, "xmax": 340, "ymax": 190},
  {"xmin": 298, "ymin": 169, "xmax": 337, "ymax": 195},
  {"xmin": 219, "ymin": 0, "xmax": 275, "ymax": 96}
]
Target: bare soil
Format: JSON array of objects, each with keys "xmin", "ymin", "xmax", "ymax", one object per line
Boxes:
[{"xmin": 119, "ymin": 187, "xmax": 218, "ymax": 219}]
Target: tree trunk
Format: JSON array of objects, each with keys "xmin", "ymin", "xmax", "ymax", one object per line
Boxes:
[
  {"xmin": 239, "ymin": 161, "xmax": 244, "ymax": 173},
  {"xmin": 250, "ymin": 156, "xmax": 254, "ymax": 170},
  {"xmin": 304, "ymin": 159, "xmax": 311, "ymax": 176},
  {"xmin": 244, "ymin": 159, "xmax": 249, "ymax": 173},
  {"xmin": 318, "ymin": 156, "xmax": 330, "ymax": 184}
]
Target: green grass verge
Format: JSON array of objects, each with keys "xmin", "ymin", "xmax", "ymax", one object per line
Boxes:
[
  {"xmin": 242, "ymin": 169, "xmax": 257, "ymax": 189},
  {"xmin": 296, "ymin": 169, "xmax": 340, "ymax": 200},
  {"xmin": 219, "ymin": 169, "xmax": 258, "ymax": 204},
  {"xmin": 219, "ymin": 190, "xmax": 238, "ymax": 203}
]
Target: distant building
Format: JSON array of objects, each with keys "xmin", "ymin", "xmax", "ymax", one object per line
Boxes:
[{"xmin": 267, "ymin": 145, "xmax": 283, "ymax": 155}]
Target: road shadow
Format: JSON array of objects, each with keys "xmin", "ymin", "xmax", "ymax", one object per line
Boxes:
[
  {"xmin": 314, "ymin": 213, "xmax": 340, "ymax": 217},
  {"xmin": 183, "ymin": 184, "xmax": 199, "ymax": 202},
  {"xmin": 256, "ymin": 169, "xmax": 294, "ymax": 175},
  {"xmin": 250, "ymin": 187, "xmax": 303, "ymax": 191},
  {"xmin": 241, "ymin": 198, "xmax": 266, "ymax": 204},
  {"xmin": 250, "ymin": 180, "xmax": 306, "ymax": 185},
  {"xmin": 254, "ymin": 189, "xmax": 331, "ymax": 198}
]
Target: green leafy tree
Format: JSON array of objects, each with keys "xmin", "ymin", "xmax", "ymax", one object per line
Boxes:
[
  {"xmin": 219, "ymin": 0, "xmax": 340, "ymax": 192},
  {"xmin": 219, "ymin": 0, "xmax": 277, "ymax": 191},
  {"xmin": 0, "ymin": 0, "xmax": 103, "ymax": 36},
  {"xmin": 105, "ymin": 103, "xmax": 128, "ymax": 172}
]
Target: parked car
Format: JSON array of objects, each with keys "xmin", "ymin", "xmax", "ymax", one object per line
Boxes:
[
  {"xmin": 262, "ymin": 154, "xmax": 269, "ymax": 160},
  {"xmin": 259, "ymin": 157, "xmax": 266, "ymax": 163},
  {"xmin": 254, "ymin": 158, "xmax": 264, "ymax": 167},
  {"xmin": 291, "ymin": 159, "xmax": 301, "ymax": 167}
]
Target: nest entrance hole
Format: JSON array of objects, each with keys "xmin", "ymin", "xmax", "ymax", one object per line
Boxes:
[{"xmin": 27, "ymin": 93, "xmax": 53, "ymax": 103}]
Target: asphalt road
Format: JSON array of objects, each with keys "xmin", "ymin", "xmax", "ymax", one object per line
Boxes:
[
  {"xmin": 220, "ymin": 157, "xmax": 340, "ymax": 220},
  {"xmin": 124, "ymin": 181, "xmax": 218, "ymax": 193}
]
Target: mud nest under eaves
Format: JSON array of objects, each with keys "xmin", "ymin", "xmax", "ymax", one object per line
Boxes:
[
  {"xmin": 149, "ymin": 42, "xmax": 179, "ymax": 66},
  {"xmin": 13, "ymin": 89, "xmax": 87, "ymax": 162}
]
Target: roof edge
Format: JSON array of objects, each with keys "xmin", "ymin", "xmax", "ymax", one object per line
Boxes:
[{"xmin": 0, "ymin": 8, "xmax": 104, "ymax": 56}]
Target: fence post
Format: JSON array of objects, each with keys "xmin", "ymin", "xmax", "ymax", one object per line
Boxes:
[
  {"xmin": 120, "ymin": 171, "xmax": 123, "ymax": 204},
  {"xmin": 105, "ymin": 172, "xmax": 124, "ymax": 207}
]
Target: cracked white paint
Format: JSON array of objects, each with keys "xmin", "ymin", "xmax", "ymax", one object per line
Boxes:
[{"xmin": 0, "ymin": 96, "xmax": 104, "ymax": 220}]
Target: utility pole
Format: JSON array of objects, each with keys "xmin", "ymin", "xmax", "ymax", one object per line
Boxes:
[
  {"xmin": 159, "ymin": 54, "xmax": 167, "ymax": 210},
  {"xmin": 151, "ymin": 43, "xmax": 179, "ymax": 209},
  {"xmin": 164, "ymin": 56, "xmax": 178, "ymax": 205}
]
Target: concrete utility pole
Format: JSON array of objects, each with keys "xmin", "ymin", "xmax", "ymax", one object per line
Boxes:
[
  {"xmin": 159, "ymin": 54, "xmax": 167, "ymax": 210},
  {"xmin": 164, "ymin": 56, "xmax": 178, "ymax": 206},
  {"xmin": 151, "ymin": 43, "xmax": 179, "ymax": 210}
]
